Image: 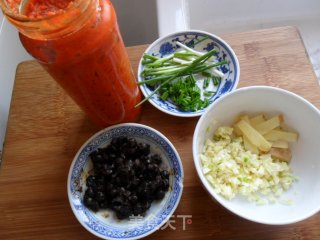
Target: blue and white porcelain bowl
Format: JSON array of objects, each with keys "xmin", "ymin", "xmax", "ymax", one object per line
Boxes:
[
  {"xmin": 68, "ymin": 123, "xmax": 183, "ymax": 240},
  {"xmin": 137, "ymin": 30, "xmax": 240, "ymax": 117}
]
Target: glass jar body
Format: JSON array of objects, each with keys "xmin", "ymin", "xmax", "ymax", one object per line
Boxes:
[{"xmin": 3, "ymin": 0, "xmax": 141, "ymax": 127}]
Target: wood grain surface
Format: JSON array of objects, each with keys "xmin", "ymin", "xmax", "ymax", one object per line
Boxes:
[{"xmin": 1, "ymin": 26, "xmax": 320, "ymax": 240}]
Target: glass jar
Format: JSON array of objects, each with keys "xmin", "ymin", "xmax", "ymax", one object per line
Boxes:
[{"xmin": 0, "ymin": 0, "xmax": 141, "ymax": 127}]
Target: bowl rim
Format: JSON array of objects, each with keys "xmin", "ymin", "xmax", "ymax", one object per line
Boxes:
[
  {"xmin": 192, "ymin": 85, "xmax": 320, "ymax": 225},
  {"xmin": 67, "ymin": 123, "xmax": 184, "ymax": 239},
  {"xmin": 137, "ymin": 29, "xmax": 240, "ymax": 118}
]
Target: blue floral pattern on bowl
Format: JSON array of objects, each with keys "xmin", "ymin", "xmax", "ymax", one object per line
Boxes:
[
  {"xmin": 138, "ymin": 30, "xmax": 240, "ymax": 117},
  {"xmin": 68, "ymin": 123, "xmax": 184, "ymax": 240}
]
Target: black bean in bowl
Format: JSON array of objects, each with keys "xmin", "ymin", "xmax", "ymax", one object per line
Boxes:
[{"xmin": 83, "ymin": 137, "xmax": 170, "ymax": 220}]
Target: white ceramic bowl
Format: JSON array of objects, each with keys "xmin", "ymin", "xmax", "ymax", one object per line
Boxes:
[
  {"xmin": 138, "ymin": 30, "xmax": 240, "ymax": 117},
  {"xmin": 193, "ymin": 86, "xmax": 320, "ymax": 225},
  {"xmin": 68, "ymin": 123, "xmax": 184, "ymax": 239}
]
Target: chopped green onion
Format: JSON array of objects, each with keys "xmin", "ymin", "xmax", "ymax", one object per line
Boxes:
[
  {"xmin": 157, "ymin": 75, "xmax": 209, "ymax": 111},
  {"xmin": 201, "ymin": 71, "xmax": 212, "ymax": 78},
  {"xmin": 212, "ymin": 76, "xmax": 221, "ymax": 86},
  {"xmin": 203, "ymin": 91, "xmax": 215, "ymax": 97},
  {"xmin": 189, "ymin": 36, "xmax": 209, "ymax": 47},
  {"xmin": 203, "ymin": 78, "xmax": 210, "ymax": 89},
  {"xmin": 135, "ymin": 40, "xmax": 228, "ymax": 109}
]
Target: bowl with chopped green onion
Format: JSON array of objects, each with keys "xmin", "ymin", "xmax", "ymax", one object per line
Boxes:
[{"xmin": 136, "ymin": 30, "xmax": 240, "ymax": 117}]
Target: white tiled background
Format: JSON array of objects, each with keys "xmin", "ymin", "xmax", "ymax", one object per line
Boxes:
[{"xmin": 156, "ymin": 0, "xmax": 320, "ymax": 81}]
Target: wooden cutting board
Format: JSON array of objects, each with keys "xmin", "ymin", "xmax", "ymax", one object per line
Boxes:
[{"xmin": 1, "ymin": 26, "xmax": 320, "ymax": 240}]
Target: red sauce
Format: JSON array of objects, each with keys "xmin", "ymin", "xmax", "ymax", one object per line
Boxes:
[
  {"xmin": 24, "ymin": 0, "xmax": 73, "ymax": 18},
  {"xmin": 18, "ymin": 0, "xmax": 141, "ymax": 127}
]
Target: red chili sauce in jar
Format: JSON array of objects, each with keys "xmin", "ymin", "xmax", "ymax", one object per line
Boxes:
[{"xmin": 16, "ymin": 0, "xmax": 141, "ymax": 127}]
